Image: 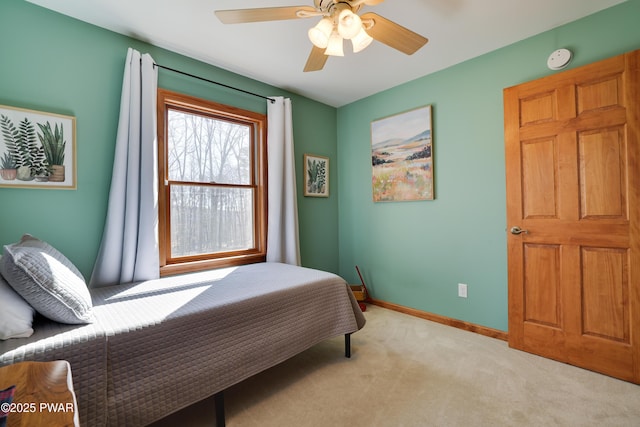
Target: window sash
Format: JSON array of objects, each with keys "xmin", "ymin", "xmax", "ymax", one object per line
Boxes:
[
  {"xmin": 166, "ymin": 107, "xmax": 253, "ymax": 186},
  {"xmin": 157, "ymin": 89, "xmax": 267, "ymax": 275},
  {"xmin": 166, "ymin": 182, "xmax": 256, "ymax": 261}
]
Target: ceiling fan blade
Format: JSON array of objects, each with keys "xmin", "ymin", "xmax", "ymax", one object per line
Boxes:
[
  {"xmin": 350, "ymin": 0, "xmax": 385, "ymax": 5},
  {"xmin": 304, "ymin": 46, "xmax": 329, "ymax": 72},
  {"xmin": 360, "ymin": 12, "xmax": 428, "ymax": 55},
  {"xmin": 216, "ymin": 6, "xmax": 317, "ymax": 24}
]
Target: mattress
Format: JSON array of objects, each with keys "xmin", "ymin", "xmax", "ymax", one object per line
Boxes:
[
  {"xmin": 1, "ymin": 262, "xmax": 365, "ymax": 426},
  {"xmin": 0, "ymin": 315, "xmax": 108, "ymax": 425}
]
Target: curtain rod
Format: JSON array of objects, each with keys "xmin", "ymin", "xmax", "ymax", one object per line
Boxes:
[{"xmin": 154, "ymin": 63, "xmax": 276, "ymax": 104}]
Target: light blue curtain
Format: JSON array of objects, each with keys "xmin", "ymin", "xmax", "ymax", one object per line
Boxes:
[
  {"xmin": 90, "ymin": 48, "xmax": 159, "ymax": 287},
  {"xmin": 266, "ymin": 97, "xmax": 301, "ymax": 265}
]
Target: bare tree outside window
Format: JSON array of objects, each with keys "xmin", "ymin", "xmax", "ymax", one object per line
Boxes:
[
  {"xmin": 157, "ymin": 89, "xmax": 267, "ymax": 274},
  {"xmin": 167, "ymin": 110, "xmax": 253, "ymax": 256}
]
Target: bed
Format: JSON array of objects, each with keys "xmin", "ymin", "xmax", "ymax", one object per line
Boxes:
[{"xmin": 0, "ymin": 262, "xmax": 366, "ymax": 426}]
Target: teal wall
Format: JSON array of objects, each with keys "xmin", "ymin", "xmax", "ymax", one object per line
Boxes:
[
  {"xmin": 337, "ymin": 0, "xmax": 640, "ymax": 331},
  {"xmin": 3, "ymin": 0, "xmax": 640, "ymax": 333},
  {"xmin": 0, "ymin": 0, "xmax": 339, "ymax": 277}
]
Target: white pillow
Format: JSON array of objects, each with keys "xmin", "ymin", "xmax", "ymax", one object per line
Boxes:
[
  {"xmin": 0, "ymin": 263, "xmax": 35, "ymax": 340},
  {"xmin": 0, "ymin": 235, "xmax": 94, "ymax": 324}
]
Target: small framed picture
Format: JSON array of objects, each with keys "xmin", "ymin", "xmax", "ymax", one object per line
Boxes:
[
  {"xmin": 0, "ymin": 104, "xmax": 76, "ymax": 189},
  {"xmin": 303, "ymin": 154, "xmax": 329, "ymax": 197}
]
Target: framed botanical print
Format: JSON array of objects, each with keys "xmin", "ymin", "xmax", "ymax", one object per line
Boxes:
[
  {"xmin": 304, "ymin": 153, "xmax": 329, "ymax": 197},
  {"xmin": 0, "ymin": 104, "xmax": 76, "ymax": 189}
]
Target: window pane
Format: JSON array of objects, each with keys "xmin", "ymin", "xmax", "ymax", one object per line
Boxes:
[
  {"xmin": 170, "ymin": 185, "xmax": 254, "ymax": 257},
  {"xmin": 167, "ymin": 109, "xmax": 251, "ymax": 185}
]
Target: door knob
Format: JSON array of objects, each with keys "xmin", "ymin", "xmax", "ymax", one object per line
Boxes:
[{"xmin": 510, "ymin": 226, "xmax": 528, "ymax": 235}]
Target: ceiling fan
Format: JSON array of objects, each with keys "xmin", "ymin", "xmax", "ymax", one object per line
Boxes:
[{"xmin": 215, "ymin": 0, "xmax": 429, "ymax": 72}]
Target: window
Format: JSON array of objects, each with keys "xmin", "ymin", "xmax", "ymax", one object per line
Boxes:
[{"xmin": 157, "ymin": 89, "xmax": 267, "ymax": 275}]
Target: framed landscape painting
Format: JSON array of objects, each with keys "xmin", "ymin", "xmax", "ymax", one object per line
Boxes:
[
  {"xmin": 371, "ymin": 105, "xmax": 433, "ymax": 202},
  {"xmin": 304, "ymin": 153, "xmax": 329, "ymax": 197},
  {"xmin": 0, "ymin": 104, "xmax": 76, "ymax": 189}
]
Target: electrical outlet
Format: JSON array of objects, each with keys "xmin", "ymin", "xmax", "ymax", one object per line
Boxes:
[{"xmin": 458, "ymin": 283, "xmax": 468, "ymax": 298}]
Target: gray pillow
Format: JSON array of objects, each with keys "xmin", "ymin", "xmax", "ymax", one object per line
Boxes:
[{"xmin": 0, "ymin": 234, "xmax": 93, "ymax": 324}]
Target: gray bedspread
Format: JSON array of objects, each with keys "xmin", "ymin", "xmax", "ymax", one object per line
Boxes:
[
  {"xmin": 0, "ymin": 316, "xmax": 108, "ymax": 425},
  {"xmin": 0, "ymin": 262, "xmax": 365, "ymax": 426}
]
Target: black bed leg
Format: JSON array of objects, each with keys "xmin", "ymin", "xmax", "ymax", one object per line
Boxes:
[
  {"xmin": 345, "ymin": 333, "xmax": 351, "ymax": 358},
  {"xmin": 214, "ymin": 391, "xmax": 225, "ymax": 427}
]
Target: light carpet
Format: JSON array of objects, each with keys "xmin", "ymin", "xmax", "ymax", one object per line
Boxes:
[{"xmin": 151, "ymin": 305, "xmax": 640, "ymax": 426}]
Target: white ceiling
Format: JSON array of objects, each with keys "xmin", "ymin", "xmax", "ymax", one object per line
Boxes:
[{"xmin": 26, "ymin": 0, "xmax": 625, "ymax": 107}]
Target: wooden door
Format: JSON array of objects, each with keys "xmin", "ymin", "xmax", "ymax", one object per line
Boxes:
[{"xmin": 504, "ymin": 50, "xmax": 640, "ymax": 383}]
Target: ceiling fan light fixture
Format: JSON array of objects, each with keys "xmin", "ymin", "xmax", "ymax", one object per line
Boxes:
[
  {"xmin": 308, "ymin": 17, "xmax": 333, "ymax": 49},
  {"xmin": 351, "ymin": 27, "xmax": 373, "ymax": 53},
  {"xmin": 325, "ymin": 30, "xmax": 344, "ymax": 56},
  {"xmin": 215, "ymin": 2, "xmax": 429, "ymax": 72},
  {"xmin": 337, "ymin": 9, "xmax": 362, "ymax": 39}
]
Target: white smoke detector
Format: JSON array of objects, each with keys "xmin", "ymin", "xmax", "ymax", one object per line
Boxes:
[{"xmin": 547, "ymin": 48, "xmax": 573, "ymax": 70}]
